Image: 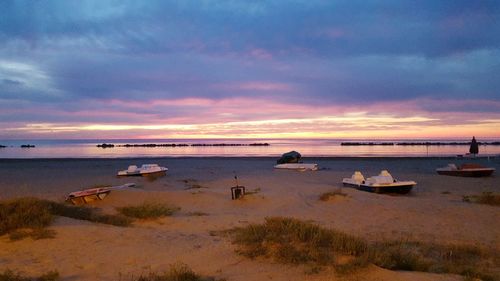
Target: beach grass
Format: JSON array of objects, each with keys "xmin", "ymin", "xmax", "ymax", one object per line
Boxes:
[
  {"xmin": 0, "ymin": 197, "xmax": 132, "ymax": 240},
  {"xmin": 125, "ymin": 263, "xmax": 217, "ymax": 281},
  {"xmin": 0, "ymin": 197, "xmax": 54, "ymax": 239},
  {"xmin": 117, "ymin": 202, "xmax": 180, "ymax": 219},
  {"xmin": 48, "ymin": 202, "xmax": 132, "ymax": 226},
  {"xmin": 229, "ymin": 217, "xmax": 499, "ymax": 279},
  {"xmin": 463, "ymin": 192, "xmax": 500, "ymax": 206},
  {"xmin": 230, "ymin": 217, "xmax": 368, "ymax": 270},
  {"xmin": 0, "ymin": 269, "xmax": 59, "ymax": 281},
  {"xmin": 187, "ymin": 211, "xmax": 209, "ymax": 216},
  {"xmin": 319, "ymin": 189, "xmax": 348, "ymax": 201}
]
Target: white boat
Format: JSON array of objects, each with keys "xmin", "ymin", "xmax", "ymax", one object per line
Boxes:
[
  {"xmin": 117, "ymin": 164, "xmax": 168, "ymax": 176},
  {"xmin": 274, "ymin": 163, "xmax": 318, "ymax": 171},
  {"xmin": 436, "ymin": 163, "xmax": 495, "ymax": 177},
  {"xmin": 342, "ymin": 170, "xmax": 416, "ymax": 194}
]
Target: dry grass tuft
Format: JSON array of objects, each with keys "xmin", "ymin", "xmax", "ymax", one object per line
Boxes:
[
  {"xmin": 229, "ymin": 217, "xmax": 499, "ymax": 279},
  {"xmin": 0, "ymin": 269, "xmax": 59, "ymax": 281},
  {"xmin": 463, "ymin": 192, "xmax": 500, "ymax": 206},
  {"xmin": 118, "ymin": 202, "xmax": 180, "ymax": 219},
  {"xmin": 188, "ymin": 211, "xmax": 209, "ymax": 216},
  {"xmin": 0, "ymin": 197, "xmax": 131, "ymax": 240},
  {"xmin": 0, "ymin": 198, "xmax": 54, "ymax": 237},
  {"xmin": 230, "ymin": 217, "xmax": 368, "ymax": 272},
  {"xmin": 319, "ymin": 189, "xmax": 348, "ymax": 201},
  {"xmin": 125, "ymin": 263, "xmax": 217, "ymax": 281},
  {"xmin": 48, "ymin": 202, "xmax": 132, "ymax": 226}
]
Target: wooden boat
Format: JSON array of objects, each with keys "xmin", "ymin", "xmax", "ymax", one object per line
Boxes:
[
  {"xmin": 66, "ymin": 188, "xmax": 110, "ymax": 205},
  {"xmin": 343, "ymin": 170, "xmax": 416, "ymax": 194},
  {"xmin": 274, "ymin": 163, "xmax": 318, "ymax": 171},
  {"xmin": 66, "ymin": 183, "xmax": 135, "ymax": 205},
  {"xmin": 436, "ymin": 163, "xmax": 495, "ymax": 177},
  {"xmin": 117, "ymin": 164, "xmax": 168, "ymax": 176}
]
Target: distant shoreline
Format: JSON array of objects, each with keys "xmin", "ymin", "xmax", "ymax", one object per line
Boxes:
[{"xmin": 1, "ymin": 155, "xmax": 499, "ymax": 161}]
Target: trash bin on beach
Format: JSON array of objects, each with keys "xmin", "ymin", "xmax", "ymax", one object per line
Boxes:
[{"xmin": 230, "ymin": 175, "xmax": 246, "ymax": 200}]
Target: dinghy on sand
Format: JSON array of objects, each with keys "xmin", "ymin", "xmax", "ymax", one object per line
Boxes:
[
  {"xmin": 343, "ymin": 170, "xmax": 416, "ymax": 194},
  {"xmin": 274, "ymin": 163, "xmax": 318, "ymax": 171},
  {"xmin": 436, "ymin": 163, "xmax": 495, "ymax": 177},
  {"xmin": 66, "ymin": 183, "xmax": 135, "ymax": 205},
  {"xmin": 274, "ymin": 151, "xmax": 318, "ymax": 171}
]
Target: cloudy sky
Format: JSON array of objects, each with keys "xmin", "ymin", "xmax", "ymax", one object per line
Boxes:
[{"xmin": 1, "ymin": 0, "xmax": 499, "ymax": 139}]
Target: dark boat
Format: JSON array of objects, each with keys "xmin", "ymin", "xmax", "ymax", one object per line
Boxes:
[{"xmin": 436, "ymin": 163, "xmax": 495, "ymax": 177}]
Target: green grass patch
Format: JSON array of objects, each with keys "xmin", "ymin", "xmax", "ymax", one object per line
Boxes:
[
  {"xmin": 319, "ymin": 190, "xmax": 348, "ymax": 201},
  {"xmin": 0, "ymin": 197, "xmax": 132, "ymax": 241},
  {"xmin": 48, "ymin": 202, "xmax": 132, "ymax": 226},
  {"xmin": 124, "ymin": 263, "xmax": 217, "ymax": 281},
  {"xmin": 228, "ymin": 217, "xmax": 499, "ymax": 279},
  {"xmin": 463, "ymin": 192, "xmax": 500, "ymax": 206},
  {"xmin": 230, "ymin": 217, "xmax": 368, "ymax": 270},
  {"xmin": 117, "ymin": 202, "xmax": 180, "ymax": 219},
  {"xmin": 0, "ymin": 198, "xmax": 54, "ymax": 237},
  {"xmin": 0, "ymin": 269, "xmax": 59, "ymax": 281}
]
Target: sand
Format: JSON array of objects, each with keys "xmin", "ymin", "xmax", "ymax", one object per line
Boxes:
[{"xmin": 1, "ymin": 157, "xmax": 499, "ymax": 280}]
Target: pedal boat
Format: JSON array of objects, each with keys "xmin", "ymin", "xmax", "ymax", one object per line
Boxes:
[
  {"xmin": 343, "ymin": 170, "xmax": 416, "ymax": 194},
  {"xmin": 117, "ymin": 164, "xmax": 168, "ymax": 176}
]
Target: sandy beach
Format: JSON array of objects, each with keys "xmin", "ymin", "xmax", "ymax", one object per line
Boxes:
[{"xmin": 1, "ymin": 157, "xmax": 499, "ymax": 280}]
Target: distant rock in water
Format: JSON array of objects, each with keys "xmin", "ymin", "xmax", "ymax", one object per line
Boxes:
[
  {"xmin": 97, "ymin": 143, "xmax": 115, "ymax": 148},
  {"xmin": 20, "ymin": 144, "xmax": 35, "ymax": 148},
  {"xmin": 0, "ymin": 145, "xmax": 6, "ymax": 148},
  {"xmin": 120, "ymin": 143, "xmax": 189, "ymax": 147},
  {"xmin": 116, "ymin": 143, "xmax": 270, "ymax": 147},
  {"xmin": 341, "ymin": 142, "xmax": 394, "ymax": 146}
]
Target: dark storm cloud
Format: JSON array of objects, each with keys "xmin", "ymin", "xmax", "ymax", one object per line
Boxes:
[{"xmin": 0, "ymin": 0, "xmax": 499, "ymax": 128}]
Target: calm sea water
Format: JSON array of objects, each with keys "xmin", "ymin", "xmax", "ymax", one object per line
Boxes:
[{"xmin": 1, "ymin": 139, "xmax": 500, "ymax": 158}]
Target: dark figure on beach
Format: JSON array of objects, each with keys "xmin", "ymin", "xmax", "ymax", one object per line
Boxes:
[{"xmin": 469, "ymin": 136, "xmax": 479, "ymax": 155}]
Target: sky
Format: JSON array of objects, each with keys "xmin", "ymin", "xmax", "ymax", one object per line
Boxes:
[{"xmin": 1, "ymin": 0, "xmax": 499, "ymax": 139}]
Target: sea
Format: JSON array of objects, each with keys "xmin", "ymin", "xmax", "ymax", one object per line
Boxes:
[{"xmin": 1, "ymin": 138, "xmax": 500, "ymax": 159}]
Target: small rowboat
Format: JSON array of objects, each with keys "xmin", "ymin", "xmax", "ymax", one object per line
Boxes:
[
  {"xmin": 66, "ymin": 183, "xmax": 135, "ymax": 205},
  {"xmin": 274, "ymin": 163, "xmax": 318, "ymax": 171},
  {"xmin": 436, "ymin": 163, "xmax": 495, "ymax": 177}
]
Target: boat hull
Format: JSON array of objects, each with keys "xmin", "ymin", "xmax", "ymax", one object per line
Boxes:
[
  {"xmin": 67, "ymin": 190, "xmax": 110, "ymax": 205},
  {"xmin": 436, "ymin": 169, "xmax": 494, "ymax": 177},
  {"xmin": 343, "ymin": 182, "xmax": 414, "ymax": 194},
  {"xmin": 274, "ymin": 163, "xmax": 318, "ymax": 171},
  {"xmin": 117, "ymin": 169, "xmax": 167, "ymax": 177}
]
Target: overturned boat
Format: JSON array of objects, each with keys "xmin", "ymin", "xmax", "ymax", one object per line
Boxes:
[
  {"xmin": 66, "ymin": 183, "xmax": 135, "ymax": 205},
  {"xmin": 343, "ymin": 170, "xmax": 416, "ymax": 194},
  {"xmin": 274, "ymin": 163, "xmax": 318, "ymax": 171},
  {"xmin": 117, "ymin": 164, "xmax": 168, "ymax": 176},
  {"xmin": 274, "ymin": 151, "xmax": 318, "ymax": 171},
  {"xmin": 436, "ymin": 163, "xmax": 495, "ymax": 177}
]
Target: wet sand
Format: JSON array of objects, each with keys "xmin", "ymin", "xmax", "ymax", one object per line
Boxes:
[{"xmin": 1, "ymin": 157, "xmax": 499, "ymax": 280}]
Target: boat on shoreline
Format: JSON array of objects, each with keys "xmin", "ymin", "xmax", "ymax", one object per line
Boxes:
[
  {"xmin": 66, "ymin": 183, "xmax": 136, "ymax": 205},
  {"xmin": 343, "ymin": 170, "xmax": 416, "ymax": 194},
  {"xmin": 117, "ymin": 164, "xmax": 168, "ymax": 176},
  {"xmin": 436, "ymin": 163, "xmax": 495, "ymax": 177},
  {"xmin": 274, "ymin": 163, "xmax": 318, "ymax": 171}
]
